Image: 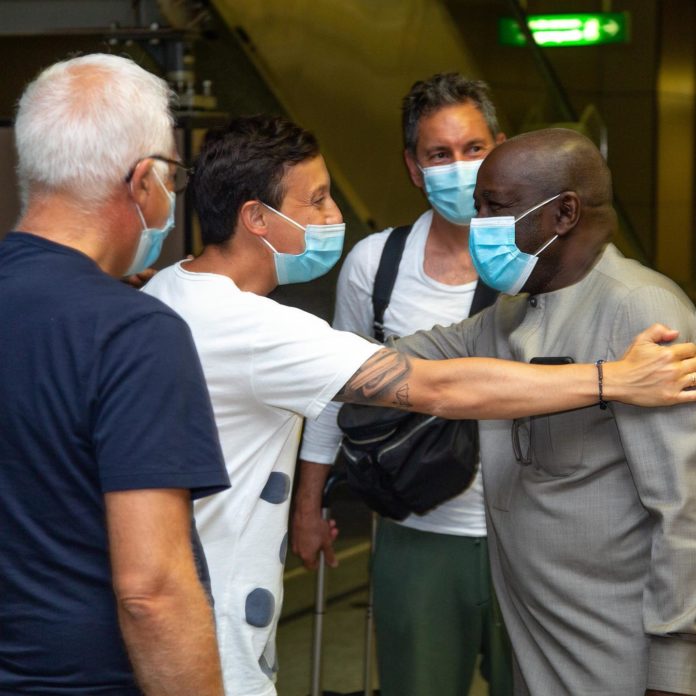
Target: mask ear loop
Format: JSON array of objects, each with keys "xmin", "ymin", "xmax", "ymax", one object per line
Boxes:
[
  {"xmin": 260, "ymin": 202, "xmax": 308, "ymax": 255},
  {"xmin": 261, "ymin": 202, "xmax": 305, "ymax": 232},
  {"xmin": 515, "ymin": 193, "xmax": 562, "ymax": 256},
  {"xmin": 514, "ymin": 193, "xmax": 562, "ymax": 223},
  {"xmin": 532, "ymin": 234, "xmax": 558, "ymax": 257},
  {"xmin": 259, "ymin": 236, "xmax": 279, "ymax": 254},
  {"xmin": 151, "ymin": 164, "xmax": 174, "ymax": 201}
]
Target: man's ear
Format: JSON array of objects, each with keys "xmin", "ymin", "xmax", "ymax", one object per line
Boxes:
[
  {"xmin": 554, "ymin": 192, "xmax": 581, "ymax": 236},
  {"xmin": 128, "ymin": 158, "xmax": 156, "ymax": 208},
  {"xmin": 495, "ymin": 131, "xmax": 506, "ymax": 145},
  {"xmin": 403, "ymin": 149, "xmax": 424, "ymax": 189},
  {"xmin": 239, "ymin": 200, "xmax": 269, "ymax": 238}
]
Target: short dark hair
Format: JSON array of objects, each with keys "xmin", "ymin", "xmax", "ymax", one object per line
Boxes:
[
  {"xmin": 401, "ymin": 72, "xmax": 500, "ymax": 154},
  {"xmin": 191, "ymin": 114, "xmax": 320, "ymax": 246}
]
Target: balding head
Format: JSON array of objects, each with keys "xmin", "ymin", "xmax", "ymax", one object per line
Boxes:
[
  {"xmin": 15, "ymin": 53, "xmax": 175, "ymax": 209},
  {"xmin": 481, "ymin": 127, "xmax": 612, "ymax": 209},
  {"xmin": 472, "ymin": 128, "xmax": 616, "ymax": 294}
]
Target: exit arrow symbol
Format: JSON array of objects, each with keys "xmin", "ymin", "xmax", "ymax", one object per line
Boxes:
[{"xmin": 603, "ymin": 19, "xmax": 619, "ymax": 36}]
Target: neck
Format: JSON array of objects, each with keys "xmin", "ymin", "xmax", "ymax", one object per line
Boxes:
[
  {"xmin": 423, "ymin": 209, "xmax": 478, "ymax": 285},
  {"xmin": 17, "ymin": 193, "xmax": 128, "ymax": 276},
  {"xmin": 17, "ymin": 193, "xmax": 142, "ymax": 278},
  {"xmin": 533, "ymin": 231, "xmax": 610, "ymax": 296},
  {"xmin": 428, "ymin": 209, "xmax": 471, "ymax": 250},
  {"xmin": 185, "ymin": 234, "xmax": 278, "ymax": 296}
]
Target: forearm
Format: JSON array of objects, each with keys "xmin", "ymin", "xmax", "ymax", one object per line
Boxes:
[
  {"xmin": 419, "ymin": 356, "xmax": 690, "ymax": 419},
  {"xmin": 292, "ymin": 459, "xmax": 337, "ymax": 568},
  {"xmin": 418, "ymin": 358, "xmax": 607, "ymax": 419},
  {"xmin": 294, "ymin": 459, "xmax": 332, "ymax": 515},
  {"xmin": 335, "ymin": 324, "xmax": 696, "ymax": 418},
  {"xmin": 107, "ymin": 489, "xmax": 224, "ymax": 696},
  {"xmin": 117, "ymin": 573, "xmax": 223, "ymax": 695},
  {"xmin": 335, "ymin": 349, "xmax": 606, "ymax": 419}
]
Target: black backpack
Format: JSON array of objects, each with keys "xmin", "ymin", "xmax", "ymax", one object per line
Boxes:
[{"xmin": 337, "ymin": 225, "xmax": 497, "ymax": 520}]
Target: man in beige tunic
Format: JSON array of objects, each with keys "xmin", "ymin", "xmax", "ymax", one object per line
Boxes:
[{"xmin": 395, "ymin": 128, "xmax": 696, "ymax": 695}]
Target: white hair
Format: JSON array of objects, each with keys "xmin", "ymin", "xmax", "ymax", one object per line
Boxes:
[{"xmin": 15, "ymin": 53, "xmax": 175, "ymax": 208}]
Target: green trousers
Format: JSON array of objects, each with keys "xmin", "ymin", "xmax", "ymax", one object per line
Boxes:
[{"xmin": 372, "ymin": 519, "xmax": 512, "ymax": 696}]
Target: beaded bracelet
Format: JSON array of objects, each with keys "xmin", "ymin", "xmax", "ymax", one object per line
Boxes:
[{"xmin": 595, "ymin": 359, "xmax": 608, "ymax": 410}]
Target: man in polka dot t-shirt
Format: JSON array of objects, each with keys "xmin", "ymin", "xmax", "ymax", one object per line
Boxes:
[{"xmin": 144, "ymin": 115, "xmax": 379, "ymax": 695}]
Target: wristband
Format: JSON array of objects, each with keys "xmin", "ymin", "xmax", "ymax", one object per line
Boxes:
[{"xmin": 596, "ymin": 359, "xmax": 608, "ymax": 410}]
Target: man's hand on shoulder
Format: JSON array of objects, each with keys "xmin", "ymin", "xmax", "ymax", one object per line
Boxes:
[
  {"xmin": 122, "ymin": 267, "xmax": 157, "ymax": 288},
  {"xmin": 608, "ymin": 323, "xmax": 696, "ymax": 406}
]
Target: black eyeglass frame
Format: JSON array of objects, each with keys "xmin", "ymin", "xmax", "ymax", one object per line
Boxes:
[
  {"xmin": 511, "ymin": 417, "xmax": 534, "ymax": 467},
  {"xmin": 124, "ymin": 154, "xmax": 192, "ymax": 195}
]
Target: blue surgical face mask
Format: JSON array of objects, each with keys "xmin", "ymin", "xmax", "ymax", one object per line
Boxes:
[
  {"xmin": 419, "ymin": 159, "xmax": 483, "ymax": 225},
  {"xmin": 126, "ymin": 168, "xmax": 175, "ymax": 276},
  {"xmin": 260, "ymin": 203, "xmax": 345, "ymax": 285},
  {"xmin": 469, "ymin": 193, "xmax": 561, "ymax": 295}
]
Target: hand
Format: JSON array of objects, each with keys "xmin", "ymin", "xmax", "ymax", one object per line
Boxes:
[
  {"xmin": 606, "ymin": 323, "xmax": 696, "ymax": 406},
  {"xmin": 122, "ymin": 267, "xmax": 157, "ymax": 288},
  {"xmin": 122, "ymin": 255, "xmax": 194, "ymax": 289},
  {"xmin": 291, "ymin": 507, "xmax": 339, "ymax": 570}
]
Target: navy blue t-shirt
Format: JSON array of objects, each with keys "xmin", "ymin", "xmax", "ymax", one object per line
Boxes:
[{"xmin": 0, "ymin": 232, "xmax": 229, "ymax": 693}]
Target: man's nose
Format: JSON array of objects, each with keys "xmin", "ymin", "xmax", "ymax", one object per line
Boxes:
[{"xmin": 326, "ymin": 198, "xmax": 343, "ymax": 224}]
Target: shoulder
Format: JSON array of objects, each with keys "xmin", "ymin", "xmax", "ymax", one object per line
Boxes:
[
  {"xmin": 110, "ymin": 279, "xmax": 184, "ymax": 324},
  {"xmin": 598, "ymin": 245, "xmax": 693, "ymax": 309},
  {"xmin": 344, "ymin": 228, "xmax": 393, "ymax": 269},
  {"xmin": 141, "ymin": 262, "xmax": 179, "ymax": 292},
  {"xmin": 142, "ymin": 263, "xmax": 245, "ymax": 326},
  {"xmin": 65, "ymin": 271, "xmax": 194, "ymax": 355},
  {"xmin": 257, "ymin": 296, "xmax": 335, "ymax": 337},
  {"xmin": 68, "ymin": 264, "xmax": 185, "ymax": 330},
  {"xmin": 340, "ymin": 216, "xmax": 426, "ymax": 282},
  {"xmin": 581, "ymin": 245, "xmax": 696, "ymax": 347},
  {"xmin": 345, "ymin": 212, "xmax": 429, "ymax": 266},
  {"xmin": 141, "ymin": 261, "xmax": 226, "ymax": 301}
]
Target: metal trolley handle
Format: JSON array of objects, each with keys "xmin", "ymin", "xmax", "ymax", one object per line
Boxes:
[{"xmin": 310, "ymin": 470, "xmax": 377, "ymax": 696}]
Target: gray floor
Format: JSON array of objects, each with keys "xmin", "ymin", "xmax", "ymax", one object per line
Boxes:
[{"xmin": 276, "ymin": 493, "xmax": 488, "ymax": 696}]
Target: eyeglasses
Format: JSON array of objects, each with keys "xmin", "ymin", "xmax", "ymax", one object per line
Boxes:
[
  {"xmin": 511, "ymin": 417, "xmax": 534, "ymax": 466},
  {"xmin": 125, "ymin": 154, "xmax": 191, "ymax": 195}
]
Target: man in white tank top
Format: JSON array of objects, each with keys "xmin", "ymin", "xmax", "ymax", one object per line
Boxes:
[{"xmin": 293, "ymin": 73, "xmax": 511, "ymax": 696}]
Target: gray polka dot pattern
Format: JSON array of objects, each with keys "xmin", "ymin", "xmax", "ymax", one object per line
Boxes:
[
  {"xmin": 245, "ymin": 588, "xmax": 275, "ymax": 628},
  {"xmin": 279, "ymin": 532, "xmax": 288, "ymax": 564},
  {"xmin": 258, "ymin": 653, "xmax": 277, "ymax": 679},
  {"xmin": 260, "ymin": 472, "xmax": 290, "ymax": 504}
]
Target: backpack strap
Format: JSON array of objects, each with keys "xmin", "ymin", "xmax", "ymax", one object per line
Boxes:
[{"xmin": 372, "ymin": 225, "xmax": 412, "ymax": 342}]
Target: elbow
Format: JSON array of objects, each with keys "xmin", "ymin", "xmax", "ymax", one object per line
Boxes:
[
  {"xmin": 425, "ymin": 397, "xmax": 451, "ymax": 419},
  {"xmin": 117, "ymin": 593, "xmax": 164, "ymax": 622},
  {"xmin": 423, "ymin": 385, "xmax": 488, "ymax": 420},
  {"xmin": 113, "ymin": 573, "xmax": 172, "ymax": 622}
]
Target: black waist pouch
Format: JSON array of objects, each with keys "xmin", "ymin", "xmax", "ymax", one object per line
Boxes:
[{"xmin": 337, "ymin": 404, "xmax": 479, "ymax": 521}]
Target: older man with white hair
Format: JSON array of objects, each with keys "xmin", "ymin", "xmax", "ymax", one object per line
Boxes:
[{"xmin": 0, "ymin": 54, "xmax": 229, "ymax": 695}]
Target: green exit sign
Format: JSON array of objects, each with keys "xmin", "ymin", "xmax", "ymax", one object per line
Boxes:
[{"xmin": 500, "ymin": 13, "xmax": 630, "ymax": 47}]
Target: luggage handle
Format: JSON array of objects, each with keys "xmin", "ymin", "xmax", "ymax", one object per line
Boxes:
[{"xmin": 310, "ymin": 471, "xmax": 378, "ymax": 696}]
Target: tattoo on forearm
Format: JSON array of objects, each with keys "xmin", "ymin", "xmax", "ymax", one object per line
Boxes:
[
  {"xmin": 395, "ymin": 384, "xmax": 410, "ymax": 407},
  {"xmin": 335, "ymin": 349, "xmax": 413, "ymax": 406}
]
